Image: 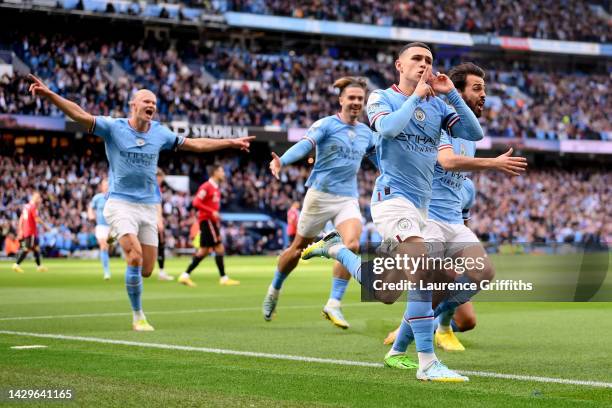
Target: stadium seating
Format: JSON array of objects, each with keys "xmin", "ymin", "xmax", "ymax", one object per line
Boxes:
[
  {"xmin": 1, "ymin": 153, "xmax": 609, "ymax": 258},
  {"xmin": 229, "ymin": 0, "xmax": 610, "ymax": 42},
  {"xmin": 1, "ymin": 33, "xmax": 610, "ymax": 140}
]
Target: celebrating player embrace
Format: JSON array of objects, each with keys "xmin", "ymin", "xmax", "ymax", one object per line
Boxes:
[{"xmin": 27, "ymin": 74, "xmax": 254, "ymax": 332}]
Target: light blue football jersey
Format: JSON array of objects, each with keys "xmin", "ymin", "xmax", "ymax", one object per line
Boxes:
[
  {"xmin": 367, "ymin": 85, "xmax": 462, "ymax": 210},
  {"xmin": 90, "ymin": 193, "xmax": 108, "ymax": 226},
  {"xmin": 304, "ymin": 114, "xmax": 376, "ymax": 198},
  {"xmin": 92, "ymin": 117, "xmax": 184, "ymax": 204},
  {"xmin": 428, "ymin": 131, "xmax": 477, "ymax": 224},
  {"xmin": 461, "ymin": 177, "xmax": 476, "ymax": 221}
]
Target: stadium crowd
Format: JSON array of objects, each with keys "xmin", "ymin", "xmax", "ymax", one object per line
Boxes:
[
  {"xmin": 26, "ymin": 0, "xmax": 611, "ymax": 43},
  {"xmin": 0, "ymin": 33, "xmax": 610, "ymax": 140},
  {"xmin": 229, "ymin": 0, "xmax": 611, "ymax": 43},
  {"xmin": 0, "ymin": 153, "xmax": 609, "ymax": 259}
]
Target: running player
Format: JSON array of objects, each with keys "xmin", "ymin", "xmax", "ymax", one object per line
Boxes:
[
  {"xmin": 302, "ymin": 44, "xmax": 485, "ymax": 381},
  {"xmin": 155, "ymin": 168, "xmax": 174, "ymax": 281},
  {"xmin": 179, "ymin": 165, "xmax": 240, "ymax": 287},
  {"xmin": 12, "ymin": 192, "xmax": 47, "ymax": 273},
  {"xmin": 27, "ymin": 74, "xmax": 254, "ymax": 331},
  {"xmin": 88, "ymin": 179, "xmax": 112, "ymax": 280},
  {"xmin": 262, "ymin": 77, "xmax": 376, "ymax": 329}
]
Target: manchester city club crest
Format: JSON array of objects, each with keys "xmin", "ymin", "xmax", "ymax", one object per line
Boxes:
[
  {"xmin": 397, "ymin": 218, "xmax": 412, "ymax": 231},
  {"xmin": 136, "ymin": 138, "xmax": 145, "ymax": 147},
  {"xmin": 414, "ymin": 108, "xmax": 426, "ymax": 122}
]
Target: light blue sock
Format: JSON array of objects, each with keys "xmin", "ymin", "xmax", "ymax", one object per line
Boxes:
[
  {"xmin": 391, "ymin": 315, "xmax": 415, "ymax": 353},
  {"xmin": 451, "ymin": 320, "xmax": 461, "ymax": 332},
  {"xmin": 271, "ymin": 269, "xmax": 289, "ymax": 290},
  {"xmin": 100, "ymin": 249, "xmax": 110, "ymax": 275},
  {"xmin": 125, "ymin": 265, "xmax": 143, "ymax": 312},
  {"xmin": 336, "ymin": 248, "xmax": 362, "ymax": 283},
  {"xmin": 329, "ymin": 277, "xmax": 349, "ymax": 301},
  {"xmin": 407, "ymin": 290, "xmax": 434, "ymax": 354},
  {"xmin": 434, "ymin": 274, "xmax": 478, "ymax": 317},
  {"xmin": 438, "ymin": 308, "xmax": 455, "ymax": 328}
]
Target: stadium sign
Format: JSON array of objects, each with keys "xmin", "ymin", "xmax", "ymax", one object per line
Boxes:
[{"xmin": 169, "ymin": 122, "xmax": 249, "ymax": 139}]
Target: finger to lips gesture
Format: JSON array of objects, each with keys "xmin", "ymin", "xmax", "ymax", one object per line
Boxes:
[{"xmin": 414, "ymin": 66, "xmax": 435, "ymax": 100}]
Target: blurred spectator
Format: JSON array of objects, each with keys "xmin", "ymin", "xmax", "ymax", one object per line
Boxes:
[
  {"xmin": 1, "ymin": 33, "xmax": 609, "ymax": 140},
  {"xmin": 1, "ymin": 153, "xmax": 609, "ymax": 257},
  {"xmin": 230, "ymin": 0, "xmax": 610, "ymax": 43}
]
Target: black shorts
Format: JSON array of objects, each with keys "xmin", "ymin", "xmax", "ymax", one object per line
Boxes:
[
  {"xmin": 20, "ymin": 236, "xmax": 39, "ymax": 250},
  {"xmin": 200, "ymin": 220, "xmax": 221, "ymax": 248}
]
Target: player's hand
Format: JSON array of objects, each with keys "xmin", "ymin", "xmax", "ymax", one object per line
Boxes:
[
  {"xmin": 269, "ymin": 152, "xmax": 282, "ymax": 180},
  {"xmin": 431, "ymin": 71, "xmax": 455, "ymax": 94},
  {"xmin": 413, "ymin": 66, "xmax": 435, "ymax": 100},
  {"xmin": 213, "ymin": 211, "xmax": 220, "ymax": 220},
  {"xmin": 493, "ymin": 148, "xmax": 528, "ymax": 176},
  {"xmin": 231, "ymin": 136, "xmax": 256, "ymax": 152},
  {"xmin": 27, "ymin": 74, "xmax": 53, "ymax": 98}
]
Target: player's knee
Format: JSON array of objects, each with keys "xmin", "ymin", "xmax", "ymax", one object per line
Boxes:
[
  {"xmin": 141, "ymin": 265, "xmax": 154, "ymax": 278},
  {"xmin": 457, "ymin": 316, "xmax": 477, "ymax": 332},
  {"xmin": 344, "ymin": 238, "xmax": 360, "ymax": 253},
  {"xmin": 481, "ymin": 262, "xmax": 495, "ymax": 281},
  {"xmin": 126, "ymin": 249, "xmax": 143, "ymax": 267},
  {"xmin": 215, "ymin": 245, "xmax": 225, "ymax": 256}
]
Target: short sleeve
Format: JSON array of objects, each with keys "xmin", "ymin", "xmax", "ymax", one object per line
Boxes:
[
  {"xmin": 161, "ymin": 125, "xmax": 185, "ymax": 151},
  {"xmin": 438, "ymin": 130, "xmax": 452, "ymax": 150},
  {"xmin": 366, "ymin": 90, "xmax": 392, "ymax": 131},
  {"xmin": 92, "ymin": 116, "xmax": 114, "ymax": 140},
  {"xmin": 303, "ymin": 118, "xmax": 327, "ymax": 148}
]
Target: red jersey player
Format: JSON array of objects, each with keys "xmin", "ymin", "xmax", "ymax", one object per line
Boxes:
[
  {"xmin": 286, "ymin": 201, "xmax": 300, "ymax": 245},
  {"xmin": 178, "ymin": 165, "xmax": 239, "ymax": 287},
  {"xmin": 13, "ymin": 192, "xmax": 48, "ymax": 273}
]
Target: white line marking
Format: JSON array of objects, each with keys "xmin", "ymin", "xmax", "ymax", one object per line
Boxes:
[
  {"xmin": 10, "ymin": 345, "xmax": 48, "ymax": 349},
  {"xmin": 0, "ymin": 303, "xmax": 370, "ymax": 321},
  {"xmin": 1, "ymin": 330, "xmax": 611, "ymax": 389}
]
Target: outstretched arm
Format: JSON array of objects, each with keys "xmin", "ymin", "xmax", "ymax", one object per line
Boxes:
[
  {"xmin": 28, "ymin": 74, "xmax": 94, "ymax": 131},
  {"xmin": 438, "ymin": 147, "xmax": 527, "ymax": 176},
  {"xmin": 180, "ymin": 136, "xmax": 255, "ymax": 153},
  {"xmin": 268, "ymin": 139, "xmax": 314, "ymax": 180}
]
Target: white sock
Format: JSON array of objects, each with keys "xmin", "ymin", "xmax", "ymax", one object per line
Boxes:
[
  {"xmin": 180, "ymin": 272, "xmax": 190, "ymax": 280},
  {"xmin": 220, "ymin": 275, "xmax": 228, "ymax": 282},
  {"xmin": 325, "ymin": 298, "xmax": 341, "ymax": 308},
  {"xmin": 133, "ymin": 310, "xmax": 145, "ymax": 322},
  {"xmin": 267, "ymin": 285, "xmax": 280, "ymax": 298},
  {"xmin": 327, "ymin": 243, "xmax": 345, "ymax": 259},
  {"xmin": 437, "ymin": 324, "xmax": 451, "ymax": 333},
  {"xmin": 159, "ymin": 269, "xmax": 165, "ymax": 275},
  {"xmin": 417, "ymin": 352, "xmax": 437, "ymax": 370}
]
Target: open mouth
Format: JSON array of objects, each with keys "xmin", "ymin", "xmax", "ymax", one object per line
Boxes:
[{"xmin": 144, "ymin": 108, "xmax": 154, "ymax": 116}]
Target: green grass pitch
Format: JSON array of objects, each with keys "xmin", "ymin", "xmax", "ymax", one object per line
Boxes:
[{"xmin": 1, "ymin": 255, "xmax": 611, "ymax": 407}]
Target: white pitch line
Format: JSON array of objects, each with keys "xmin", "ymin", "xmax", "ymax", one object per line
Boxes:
[
  {"xmin": 0, "ymin": 303, "xmax": 370, "ymax": 321},
  {"xmin": 1, "ymin": 330, "xmax": 611, "ymax": 389}
]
